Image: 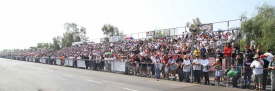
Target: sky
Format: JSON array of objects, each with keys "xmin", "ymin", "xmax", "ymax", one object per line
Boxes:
[{"xmin": 0, "ymin": 0, "xmax": 274, "ymax": 50}]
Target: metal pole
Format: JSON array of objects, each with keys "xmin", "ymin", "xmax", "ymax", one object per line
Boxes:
[{"xmin": 227, "ymin": 20, "xmax": 230, "ymax": 31}]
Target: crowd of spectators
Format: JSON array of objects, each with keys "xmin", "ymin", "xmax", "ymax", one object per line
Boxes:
[{"xmin": 1, "ymin": 29, "xmax": 275, "ymax": 91}]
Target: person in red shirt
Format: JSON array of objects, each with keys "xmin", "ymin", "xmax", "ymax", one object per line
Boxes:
[
  {"xmin": 223, "ymin": 43, "xmax": 233, "ymax": 69},
  {"xmin": 224, "ymin": 44, "xmax": 233, "ymax": 57},
  {"xmin": 161, "ymin": 55, "xmax": 169, "ymax": 79},
  {"xmin": 161, "ymin": 55, "xmax": 169, "ymax": 64}
]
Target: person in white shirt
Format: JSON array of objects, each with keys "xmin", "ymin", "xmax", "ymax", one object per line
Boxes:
[
  {"xmin": 182, "ymin": 55, "xmax": 191, "ymax": 82},
  {"xmin": 192, "ymin": 56, "xmax": 202, "ymax": 83},
  {"xmin": 201, "ymin": 56, "xmax": 210, "ymax": 85},
  {"xmin": 250, "ymin": 55, "xmax": 264, "ymax": 90},
  {"xmin": 264, "ymin": 49, "xmax": 274, "ymax": 62}
]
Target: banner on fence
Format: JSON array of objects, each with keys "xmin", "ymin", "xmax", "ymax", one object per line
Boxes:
[
  {"xmin": 111, "ymin": 61, "xmax": 126, "ymax": 72},
  {"xmin": 56, "ymin": 59, "xmax": 61, "ymax": 65},
  {"xmin": 40, "ymin": 58, "xmax": 47, "ymax": 63},
  {"xmin": 77, "ymin": 60, "xmax": 86, "ymax": 68},
  {"xmin": 64, "ymin": 59, "xmax": 74, "ymax": 66},
  {"xmin": 32, "ymin": 58, "xmax": 35, "ymax": 62}
]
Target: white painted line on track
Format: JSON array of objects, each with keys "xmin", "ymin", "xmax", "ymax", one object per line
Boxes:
[{"xmin": 122, "ymin": 88, "xmax": 138, "ymax": 91}]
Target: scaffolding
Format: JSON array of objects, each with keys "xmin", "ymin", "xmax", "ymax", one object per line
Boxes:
[{"xmin": 89, "ymin": 18, "xmax": 246, "ymax": 43}]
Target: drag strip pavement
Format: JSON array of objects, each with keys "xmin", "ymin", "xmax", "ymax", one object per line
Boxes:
[{"xmin": 0, "ymin": 58, "xmax": 246, "ymax": 91}]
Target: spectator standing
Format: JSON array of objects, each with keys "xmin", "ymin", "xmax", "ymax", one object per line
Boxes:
[
  {"xmin": 264, "ymin": 49, "xmax": 274, "ymax": 62},
  {"xmin": 200, "ymin": 46, "xmax": 207, "ymax": 57},
  {"xmin": 224, "ymin": 43, "xmax": 233, "ymax": 69},
  {"xmin": 231, "ymin": 65, "xmax": 241, "ymax": 88},
  {"xmin": 144, "ymin": 56, "xmax": 152, "ymax": 77},
  {"xmin": 201, "ymin": 56, "xmax": 210, "ymax": 85},
  {"xmin": 250, "ymin": 55, "xmax": 264, "ymax": 90},
  {"xmin": 232, "ymin": 45, "xmax": 240, "ymax": 64},
  {"xmin": 168, "ymin": 55, "xmax": 177, "ymax": 80},
  {"xmin": 161, "ymin": 55, "xmax": 169, "ymax": 78},
  {"xmin": 192, "ymin": 56, "xmax": 202, "ymax": 84},
  {"xmin": 182, "ymin": 55, "xmax": 191, "ymax": 82},
  {"xmin": 176, "ymin": 57, "xmax": 184, "ymax": 82},
  {"xmin": 83, "ymin": 54, "xmax": 90, "ymax": 69},
  {"xmin": 235, "ymin": 54, "xmax": 243, "ymax": 66},
  {"xmin": 193, "ymin": 48, "xmax": 200, "ymax": 57},
  {"xmin": 269, "ymin": 57, "xmax": 275, "ymax": 91},
  {"xmin": 73, "ymin": 56, "xmax": 78, "ymax": 68},
  {"xmin": 152, "ymin": 55, "xmax": 162, "ymax": 79},
  {"xmin": 261, "ymin": 55, "xmax": 269, "ymax": 90},
  {"xmin": 213, "ymin": 58, "xmax": 223, "ymax": 86},
  {"xmin": 216, "ymin": 49, "xmax": 224, "ymax": 66},
  {"xmin": 243, "ymin": 47, "xmax": 254, "ymax": 89}
]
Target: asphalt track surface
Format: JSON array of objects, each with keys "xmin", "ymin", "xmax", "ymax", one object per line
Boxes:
[{"xmin": 0, "ymin": 58, "xmax": 250, "ymax": 91}]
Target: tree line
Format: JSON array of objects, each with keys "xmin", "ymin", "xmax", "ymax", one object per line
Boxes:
[
  {"xmin": 30, "ymin": 23, "xmax": 122, "ymax": 51},
  {"xmin": 240, "ymin": 4, "xmax": 275, "ymax": 51}
]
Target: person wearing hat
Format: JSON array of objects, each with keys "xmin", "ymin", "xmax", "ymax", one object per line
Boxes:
[
  {"xmin": 193, "ymin": 48, "xmax": 201, "ymax": 57},
  {"xmin": 250, "ymin": 55, "xmax": 264, "ymax": 90},
  {"xmin": 269, "ymin": 57, "xmax": 275, "ymax": 91}
]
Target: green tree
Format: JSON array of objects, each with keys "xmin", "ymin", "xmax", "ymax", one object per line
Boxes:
[
  {"xmin": 186, "ymin": 18, "xmax": 203, "ymax": 47},
  {"xmin": 29, "ymin": 47, "xmax": 38, "ymax": 51},
  {"xmin": 241, "ymin": 4, "xmax": 275, "ymax": 51},
  {"xmin": 36, "ymin": 43, "xmax": 52, "ymax": 49},
  {"xmin": 52, "ymin": 36, "xmax": 61, "ymax": 50},
  {"xmin": 61, "ymin": 32, "xmax": 74, "ymax": 47},
  {"xmin": 101, "ymin": 24, "xmax": 120, "ymax": 37},
  {"xmin": 154, "ymin": 30, "xmax": 165, "ymax": 38},
  {"xmin": 61, "ymin": 23, "xmax": 88, "ymax": 47},
  {"xmin": 186, "ymin": 17, "xmax": 202, "ymax": 34}
]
